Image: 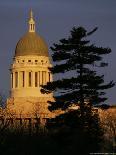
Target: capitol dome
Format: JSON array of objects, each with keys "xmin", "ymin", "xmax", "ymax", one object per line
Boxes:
[
  {"xmin": 15, "ymin": 32, "xmax": 49, "ymax": 57},
  {"xmin": 15, "ymin": 10, "xmax": 49, "ymax": 57},
  {"xmin": 8, "ymin": 10, "xmax": 53, "ymax": 122}
]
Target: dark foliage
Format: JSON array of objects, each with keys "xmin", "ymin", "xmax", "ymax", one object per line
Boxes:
[
  {"xmin": 42, "ymin": 27, "xmax": 115, "ymax": 112},
  {"xmin": 47, "ymin": 110, "xmax": 103, "ymax": 154},
  {"xmin": 41, "ymin": 26, "xmax": 115, "ymax": 154}
]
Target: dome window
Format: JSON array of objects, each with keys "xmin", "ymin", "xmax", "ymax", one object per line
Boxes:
[
  {"xmin": 28, "ymin": 60, "xmax": 31, "ymax": 62},
  {"xmin": 35, "ymin": 60, "xmax": 38, "ymax": 62}
]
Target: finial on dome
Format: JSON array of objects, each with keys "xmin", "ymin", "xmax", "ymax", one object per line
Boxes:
[
  {"xmin": 30, "ymin": 9, "xmax": 33, "ymax": 18},
  {"xmin": 29, "ymin": 9, "xmax": 35, "ymax": 33}
]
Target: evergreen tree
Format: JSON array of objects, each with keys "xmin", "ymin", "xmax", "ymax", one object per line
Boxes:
[
  {"xmin": 41, "ymin": 27, "xmax": 114, "ymax": 117},
  {"xmin": 41, "ymin": 27, "xmax": 115, "ymax": 154}
]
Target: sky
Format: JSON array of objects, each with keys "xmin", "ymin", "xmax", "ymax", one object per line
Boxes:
[{"xmin": 0, "ymin": 0, "xmax": 116, "ymax": 104}]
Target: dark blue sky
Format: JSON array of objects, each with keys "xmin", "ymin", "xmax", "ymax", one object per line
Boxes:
[{"xmin": 0, "ymin": 0, "xmax": 116, "ymax": 104}]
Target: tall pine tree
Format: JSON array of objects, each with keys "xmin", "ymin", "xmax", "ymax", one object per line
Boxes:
[
  {"xmin": 41, "ymin": 27, "xmax": 115, "ymax": 154},
  {"xmin": 41, "ymin": 27, "xmax": 114, "ymax": 116}
]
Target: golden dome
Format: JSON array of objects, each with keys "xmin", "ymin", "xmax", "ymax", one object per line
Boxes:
[{"xmin": 15, "ymin": 32, "xmax": 49, "ymax": 57}]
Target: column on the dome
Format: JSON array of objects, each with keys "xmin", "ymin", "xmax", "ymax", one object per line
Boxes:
[
  {"xmin": 18, "ymin": 71, "xmax": 21, "ymax": 87},
  {"xmin": 19, "ymin": 71, "xmax": 21, "ymax": 87},
  {"xmin": 45, "ymin": 71, "xmax": 46, "ymax": 84},
  {"xmin": 20, "ymin": 71, "xmax": 25, "ymax": 87},
  {"xmin": 39, "ymin": 71, "xmax": 42, "ymax": 85},
  {"xmin": 42, "ymin": 71, "xmax": 46, "ymax": 85},
  {"xmin": 13, "ymin": 72, "xmax": 15, "ymax": 88},
  {"xmin": 50, "ymin": 73, "xmax": 52, "ymax": 82},
  {"xmin": 32, "ymin": 71, "xmax": 35, "ymax": 88},
  {"xmin": 23, "ymin": 71, "xmax": 25, "ymax": 87},
  {"xmin": 17, "ymin": 72, "xmax": 19, "ymax": 88},
  {"xmin": 47, "ymin": 71, "xmax": 50, "ymax": 83},
  {"xmin": 38, "ymin": 71, "xmax": 40, "ymax": 86},
  {"xmin": 25, "ymin": 71, "xmax": 28, "ymax": 88},
  {"xmin": 11, "ymin": 73, "xmax": 13, "ymax": 89},
  {"xmin": 33, "ymin": 24, "xmax": 35, "ymax": 31},
  {"xmin": 46, "ymin": 72, "xmax": 48, "ymax": 83},
  {"xmin": 42, "ymin": 71, "xmax": 44, "ymax": 85}
]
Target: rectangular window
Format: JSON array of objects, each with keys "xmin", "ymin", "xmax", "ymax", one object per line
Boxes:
[
  {"xmin": 31, "ymin": 24, "xmax": 33, "ymax": 30},
  {"xmin": 29, "ymin": 72, "xmax": 32, "ymax": 87},
  {"xmin": 15, "ymin": 72, "xmax": 18, "ymax": 88},
  {"xmin": 35, "ymin": 72, "xmax": 38, "ymax": 87}
]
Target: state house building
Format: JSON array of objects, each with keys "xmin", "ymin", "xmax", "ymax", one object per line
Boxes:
[{"xmin": 7, "ymin": 10, "xmax": 56, "ymax": 121}]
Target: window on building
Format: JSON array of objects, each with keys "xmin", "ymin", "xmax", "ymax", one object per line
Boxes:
[
  {"xmin": 28, "ymin": 60, "xmax": 31, "ymax": 62},
  {"xmin": 35, "ymin": 60, "xmax": 38, "ymax": 62},
  {"xmin": 22, "ymin": 60, "xmax": 25, "ymax": 62},
  {"xmin": 31, "ymin": 24, "xmax": 33, "ymax": 30},
  {"xmin": 15, "ymin": 72, "xmax": 18, "ymax": 88},
  {"xmin": 29, "ymin": 72, "xmax": 32, "ymax": 87}
]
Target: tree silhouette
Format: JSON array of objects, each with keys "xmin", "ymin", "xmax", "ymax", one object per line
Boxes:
[
  {"xmin": 41, "ymin": 27, "xmax": 114, "ymax": 117},
  {"xmin": 41, "ymin": 26, "xmax": 115, "ymax": 154}
]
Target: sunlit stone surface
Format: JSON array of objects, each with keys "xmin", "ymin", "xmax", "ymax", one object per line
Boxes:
[{"xmin": 6, "ymin": 10, "xmax": 57, "ymax": 123}]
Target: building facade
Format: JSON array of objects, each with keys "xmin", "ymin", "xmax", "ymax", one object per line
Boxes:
[{"xmin": 7, "ymin": 10, "xmax": 55, "ymax": 121}]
